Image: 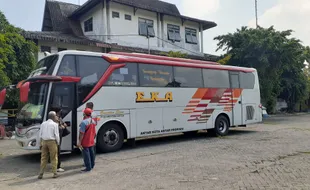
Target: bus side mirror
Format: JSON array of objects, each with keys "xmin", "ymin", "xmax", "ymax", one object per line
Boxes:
[{"xmin": 20, "ymin": 82, "xmax": 30, "ymax": 103}]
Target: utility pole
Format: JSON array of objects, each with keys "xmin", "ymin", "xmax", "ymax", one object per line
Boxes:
[{"xmin": 255, "ymin": 0, "xmax": 258, "ymax": 28}]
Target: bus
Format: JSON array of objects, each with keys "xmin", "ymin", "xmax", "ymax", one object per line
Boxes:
[{"xmin": 0, "ymin": 50, "xmax": 262, "ymax": 153}]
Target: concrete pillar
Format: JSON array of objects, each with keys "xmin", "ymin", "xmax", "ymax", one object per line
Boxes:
[
  {"xmin": 157, "ymin": 12, "xmax": 160, "ymax": 47},
  {"xmin": 102, "ymin": 1, "xmax": 106, "ymax": 42},
  {"xmin": 106, "ymin": 0, "xmax": 111, "ymax": 40},
  {"xmin": 200, "ymin": 23, "xmax": 204, "ymax": 53},
  {"xmin": 161, "ymin": 14, "xmax": 164, "ymax": 48}
]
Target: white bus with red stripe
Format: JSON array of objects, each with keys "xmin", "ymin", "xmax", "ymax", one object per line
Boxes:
[{"xmin": 0, "ymin": 50, "xmax": 262, "ymax": 153}]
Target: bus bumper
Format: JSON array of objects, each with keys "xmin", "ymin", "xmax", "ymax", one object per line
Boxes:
[{"xmin": 15, "ymin": 134, "xmax": 40, "ymax": 150}]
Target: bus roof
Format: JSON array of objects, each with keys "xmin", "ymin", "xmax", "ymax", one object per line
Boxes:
[
  {"xmin": 56, "ymin": 50, "xmax": 256, "ymax": 73},
  {"xmin": 109, "ymin": 52, "xmax": 220, "ymax": 65}
]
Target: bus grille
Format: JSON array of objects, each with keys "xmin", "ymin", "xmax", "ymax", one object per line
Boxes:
[{"xmin": 246, "ymin": 106, "xmax": 255, "ymax": 120}]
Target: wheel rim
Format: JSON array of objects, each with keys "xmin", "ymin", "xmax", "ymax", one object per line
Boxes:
[
  {"xmin": 103, "ymin": 129, "xmax": 119, "ymax": 146},
  {"xmin": 218, "ymin": 120, "xmax": 227, "ymax": 133}
]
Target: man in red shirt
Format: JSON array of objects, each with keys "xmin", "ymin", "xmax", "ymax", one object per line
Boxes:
[{"xmin": 78, "ymin": 108, "xmax": 96, "ymax": 172}]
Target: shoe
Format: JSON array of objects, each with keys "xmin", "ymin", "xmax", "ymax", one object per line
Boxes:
[
  {"xmin": 81, "ymin": 169, "xmax": 91, "ymax": 172},
  {"xmin": 57, "ymin": 168, "xmax": 65, "ymax": 172},
  {"xmin": 38, "ymin": 174, "xmax": 43, "ymax": 179},
  {"xmin": 53, "ymin": 173, "xmax": 59, "ymax": 178}
]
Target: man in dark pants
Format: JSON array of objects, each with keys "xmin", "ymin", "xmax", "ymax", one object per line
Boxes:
[{"xmin": 78, "ymin": 108, "xmax": 96, "ymax": 172}]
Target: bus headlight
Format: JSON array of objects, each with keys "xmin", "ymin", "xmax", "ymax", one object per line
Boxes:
[{"xmin": 25, "ymin": 128, "xmax": 39, "ymax": 138}]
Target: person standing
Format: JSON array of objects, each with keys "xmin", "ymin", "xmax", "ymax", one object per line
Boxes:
[
  {"xmin": 52, "ymin": 107, "xmax": 69, "ymax": 173},
  {"xmin": 38, "ymin": 111, "xmax": 60, "ymax": 179},
  {"xmin": 0, "ymin": 123, "xmax": 6, "ymax": 139},
  {"xmin": 85, "ymin": 102, "xmax": 99, "ymax": 124},
  {"xmin": 78, "ymin": 108, "xmax": 96, "ymax": 172}
]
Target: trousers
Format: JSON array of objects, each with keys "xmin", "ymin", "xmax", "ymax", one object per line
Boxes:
[
  {"xmin": 82, "ymin": 146, "xmax": 95, "ymax": 171},
  {"xmin": 39, "ymin": 140, "xmax": 58, "ymax": 174}
]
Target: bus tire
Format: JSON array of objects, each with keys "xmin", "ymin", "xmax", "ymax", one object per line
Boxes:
[
  {"xmin": 208, "ymin": 115, "xmax": 230, "ymax": 137},
  {"xmin": 97, "ymin": 123, "xmax": 124, "ymax": 153}
]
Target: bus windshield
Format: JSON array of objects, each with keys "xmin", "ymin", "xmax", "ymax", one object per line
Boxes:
[
  {"xmin": 31, "ymin": 55, "xmax": 58, "ymax": 77},
  {"xmin": 16, "ymin": 83, "xmax": 48, "ymax": 127}
]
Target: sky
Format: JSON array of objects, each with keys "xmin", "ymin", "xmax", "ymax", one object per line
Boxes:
[{"xmin": 0, "ymin": 0, "xmax": 309, "ymax": 56}]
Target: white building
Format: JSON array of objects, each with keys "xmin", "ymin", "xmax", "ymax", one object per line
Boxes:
[{"xmin": 22, "ymin": 0, "xmax": 218, "ymax": 61}]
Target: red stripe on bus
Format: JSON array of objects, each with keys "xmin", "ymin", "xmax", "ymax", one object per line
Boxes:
[{"xmin": 196, "ymin": 104, "xmax": 208, "ymax": 107}]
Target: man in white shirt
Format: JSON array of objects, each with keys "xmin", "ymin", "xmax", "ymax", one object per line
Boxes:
[{"xmin": 38, "ymin": 111, "xmax": 60, "ymax": 179}]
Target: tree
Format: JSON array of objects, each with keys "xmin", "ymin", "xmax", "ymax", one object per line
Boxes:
[
  {"xmin": 164, "ymin": 51, "xmax": 188, "ymax": 58},
  {"xmin": 214, "ymin": 26, "xmax": 309, "ymax": 113},
  {"xmin": 0, "ymin": 11, "xmax": 37, "ymax": 108}
]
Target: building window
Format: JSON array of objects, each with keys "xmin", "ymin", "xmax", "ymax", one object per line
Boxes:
[
  {"xmin": 84, "ymin": 17, "xmax": 93, "ymax": 32},
  {"xmin": 138, "ymin": 18, "xmax": 155, "ymax": 37},
  {"xmin": 41, "ymin": 46, "xmax": 51, "ymax": 53},
  {"xmin": 167, "ymin": 24, "xmax": 181, "ymax": 42},
  {"xmin": 58, "ymin": 48, "xmax": 67, "ymax": 52},
  {"xmin": 125, "ymin": 14, "xmax": 132, "ymax": 21},
  {"xmin": 112, "ymin": 11, "xmax": 120, "ymax": 18},
  {"xmin": 185, "ymin": 28, "xmax": 198, "ymax": 44}
]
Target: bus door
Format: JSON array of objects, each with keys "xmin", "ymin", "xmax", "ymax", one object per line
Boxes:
[
  {"xmin": 229, "ymin": 72, "xmax": 243, "ymax": 126},
  {"xmin": 49, "ymin": 82, "xmax": 77, "ymax": 151}
]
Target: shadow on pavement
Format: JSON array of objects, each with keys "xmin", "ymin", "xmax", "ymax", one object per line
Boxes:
[
  {"xmin": 113, "ymin": 128, "xmax": 258, "ymax": 153},
  {"xmin": 0, "ymin": 151, "xmax": 83, "ymax": 179},
  {"xmin": 9, "ymin": 169, "xmax": 83, "ymax": 186},
  {"xmin": 1, "ymin": 128, "xmax": 258, "ymax": 182}
]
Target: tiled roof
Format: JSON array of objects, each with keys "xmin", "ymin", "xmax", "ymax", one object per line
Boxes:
[
  {"xmin": 42, "ymin": 0, "xmax": 83, "ymax": 36},
  {"xmin": 70, "ymin": 0, "xmax": 180, "ymax": 18},
  {"xmin": 69, "ymin": 0, "xmax": 216, "ymax": 29},
  {"xmin": 111, "ymin": 0, "xmax": 180, "ymax": 16}
]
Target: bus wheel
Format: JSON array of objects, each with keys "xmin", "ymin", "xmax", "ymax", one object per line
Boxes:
[
  {"xmin": 208, "ymin": 115, "xmax": 230, "ymax": 137},
  {"xmin": 97, "ymin": 123, "xmax": 124, "ymax": 153}
]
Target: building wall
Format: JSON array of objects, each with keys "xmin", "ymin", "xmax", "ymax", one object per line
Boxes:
[
  {"xmin": 78, "ymin": 1, "xmax": 203, "ymax": 56},
  {"xmin": 162, "ymin": 15, "xmax": 200, "ymax": 52},
  {"xmin": 37, "ymin": 40, "xmax": 103, "ymax": 61},
  {"xmin": 109, "ymin": 2, "xmax": 158, "ymax": 49},
  {"xmin": 80, "ymin": 2, "xmax": 105, "ymax": 42}
]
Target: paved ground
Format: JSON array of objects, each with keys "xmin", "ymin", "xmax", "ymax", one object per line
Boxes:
[{"xmin": 1, "ymin": 114, "xmax": 310, "ymax": 190}]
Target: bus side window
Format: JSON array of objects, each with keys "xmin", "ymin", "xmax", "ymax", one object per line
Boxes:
[
  {"xmin": 173, "ymin": 67, "xmax": 203, "ymax": 87},
  {"xmin": 240, "ymin": 72, "xmax": 255, "ymax": 89},
  {"xmin": 105, "ymin": 63, "xmax": 138, "ymax": 86},
  {"xmin": 203, "ymin": 69, "xmax": 230, "ymax": 88},
  {"xmin": 57, "ymin": 55, "xmax": 77, "ymax": 76},
  {"xmin": 138, "ymin": 64, "xmax": 173, "ymax": 87},
  {"xmin": 50, "ymin": 84, "xmax": 72, "ymax": 118},
  {"xmin": 76, "ymin": 55, "xmax": 109, "ymax": 105}
]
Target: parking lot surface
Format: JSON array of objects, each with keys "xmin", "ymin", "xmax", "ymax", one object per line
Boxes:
[{"xmin": 1, "ymin": 114, "xmax": 310, "ymax": 190}]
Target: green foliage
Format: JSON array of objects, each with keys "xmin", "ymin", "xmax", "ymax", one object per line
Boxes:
[
  {"xmin": 218, "ymin": 54, "xmax": 231, "ymax": 65},
  {"xmin": 0, "ymin": 11, "xmax": 38, "ymax": 108},
  {"xmin": 215, "ymin": 26, "xmax": 310, "ymax": 113},
  {"xmin": 164, "ymin": 51, "xmax": 188, "ymax": 58}
]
